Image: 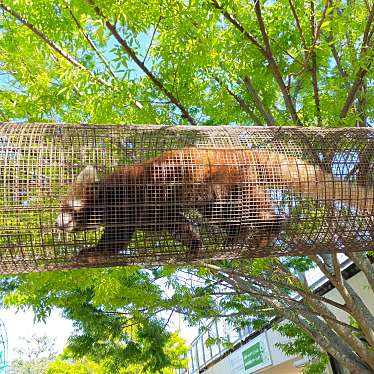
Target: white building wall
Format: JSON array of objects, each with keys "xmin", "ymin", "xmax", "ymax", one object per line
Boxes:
[
  {"xmin": 204, "ymin": 359, "xmax": 231, "ymax": 374},
  {"xmin": 264, "ymin": 329, "xmax": 296, "ymax": 367},
  {"xmin": 204, "ymin": 329, "xmax": 300, "ymax": 374}
]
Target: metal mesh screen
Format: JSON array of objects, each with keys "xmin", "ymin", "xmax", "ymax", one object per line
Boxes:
[{"xmin": 0, "ymin": 123, "xmax": 373, "ymax": 274}]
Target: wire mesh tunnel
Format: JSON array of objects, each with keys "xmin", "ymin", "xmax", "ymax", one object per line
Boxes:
[{"xmin": 0, "ymin": 123, "xmax": 373, "ymax": 274}]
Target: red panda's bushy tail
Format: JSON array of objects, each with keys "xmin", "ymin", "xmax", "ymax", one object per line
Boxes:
[{"xmin": 256, "ymin": 151, "xmax": 374, "ymax": 215}]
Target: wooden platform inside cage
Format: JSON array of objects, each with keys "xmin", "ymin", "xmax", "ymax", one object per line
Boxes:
[{"xmin": 0, "ymin": 123, "xmax": 373, "ymax": 274}]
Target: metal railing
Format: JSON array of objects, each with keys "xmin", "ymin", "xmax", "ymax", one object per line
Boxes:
[{"xmin": 178, "ymin": 318, "xmax": 257, "ymax": 374}]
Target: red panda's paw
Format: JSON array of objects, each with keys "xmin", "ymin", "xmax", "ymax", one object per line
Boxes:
[
  {"xmin": 74, "ymin": 247, "xmax": 111, "ymax": 265},
  {"xmin": 185, "ymin": 238, "xmax": 202, "ymax": 259}
]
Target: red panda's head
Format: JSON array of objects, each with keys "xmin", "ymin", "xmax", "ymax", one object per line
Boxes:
[{"xmin": 56, "ymin": 166, "xmax": 103, "ymax": 232}]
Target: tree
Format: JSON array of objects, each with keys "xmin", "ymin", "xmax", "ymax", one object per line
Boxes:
[
  {"xmin": 46, "ymin": 332, "xmax": 187, "ymax": 374},
  {"xmin": 0, "ymin": 0, "xmax": 373, "ymax": 373},
  {"xmin": 9, "ymin": 334, "xmax": 57, "ymax": 374},
  {"xmin": 47, "ymin": 358, "xmax": 105, "ymax": 374}
]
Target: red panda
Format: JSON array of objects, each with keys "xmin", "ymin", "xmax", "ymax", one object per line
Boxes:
[{"xmin": 56, "ymin": 148, "xmax": 374, "ymax": 259}]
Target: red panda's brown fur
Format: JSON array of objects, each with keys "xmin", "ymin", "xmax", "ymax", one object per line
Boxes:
[{"xmin": 57, "ymin": 148, "xmax": 374, "ymax": 258}]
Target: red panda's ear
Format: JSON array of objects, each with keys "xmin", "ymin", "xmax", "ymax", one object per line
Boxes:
[{"xmin": 75, "ymin": 165, "xmax": 99, "ymax": 184}]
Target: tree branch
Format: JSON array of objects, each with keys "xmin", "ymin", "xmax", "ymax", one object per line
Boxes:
[
  {"xmin": 67, "ymin": 7, "xmax": 118, "ymax": 81},
  {"xmin": 242, "ymin": 270, "xmax": 374, "ymax": 367},
  {"xmin": 312, "ymin": 254, "xmax": 374, "ymax": 346},
  {"xmin": 309, "ymin": 0, "xmax": 321, "ymax": 125},
  {"xmin": 0, "ymin": 1, "xmax": 110, "ymax": 88},
  {"xmin": 288, "ymin": 0, "xmax": 308, "ymax": 50},
  {"xmin": 324, "ymin": 32, "xmax": 349, "ymax": 79},
  {"xmin": 289, "ymin": 78, "xmax": 303, "ymax": 105},
  {"xmin": 211, "ymin": 0, "xmax": 264, "ymax": 51},
  {"xmin": 201, "ymin": 260, "xmax": 374, "ymax": 370},
  {"xmin": 143, "ymin": 16, "xmax": 162, "ymax": 63},
  {"xmin": 213, "ymin": 76, "xmax": 262, "ymax": 125},
  {"xmin": 288, "ymin": 0, "xmax": 323, "ymax": 123},
  {"xmin": 252, "ymin": 0, "xmax": 301, "ymax": 125},
  {"xmin": 340, "ymin": 4, "xmax": 374, "ymax": 118},
  {"xmin": 266, "ymin": 296, "xmax": 374, "ymax": 374},
  {"xmin": 242, "ymin": 76, "xmax": 276, "ymax": 125},
  {"xmin": 86, "ymin": 0, "xmax": 197, "ymax": 125},
  {"xmin": 355, "ymin": 83, "xmax": 368, "ymax": 127},
  {"xmin": 203, "ymin": 260, "xmax": 374, "ymax": 365},
  {"xmin": 204, "ymin": 262, "xmax": 374, "ymax": 372},
  {"xmin": 212, "ymin": 0, "xmax": 300, "ymax": 125},
  {"xmin": 203, "ymin": 262, "xmax": 348, "ymax": 315},
  {"xmin": 345, "ymin": 252, "xmax": 374, "ymax": 292},
  {"xmin": 259, "ymin": 275, "xmax": 350, "ymax": 314},
  {"xmin": 302, "ymin": 0, "xmax": 329, "ymax": 70}
]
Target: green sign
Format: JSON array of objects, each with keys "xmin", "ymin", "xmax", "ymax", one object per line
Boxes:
[{"xmin": 242, "ymin": 341, "xmax": 267, "ymax": 370}]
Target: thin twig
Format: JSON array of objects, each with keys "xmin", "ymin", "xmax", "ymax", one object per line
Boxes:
[
  {"xmin": 309, "ymin": 0, "xmax": 321, "ymax": 125},
  {"xmin": 252, "ymin": 0, "xmax": 301, "ymax": 125},
  {"xmin": 211, "ymin": 0, "xmax": 301, "ymax": 124},
  {"xmin": 0, "ymin": 1, "xmax": 110, "ymax": 88},
  {"xmin": 67, "ymin": 7, "xmax": 118, "ymax": 81},
  {"xmin": 302, "ymin": 0, "xmax": 330, "ymax": 71},
  {"xmin": 288, "ymin": 0, "xmax": 308, "ymax": 49},
  {"xmin": 340, "ymin": 4, "xmax": 374, "ymax": 118},
  {"xmin": 143, "ymin": 16, "xmax": 162, "ymax": 63},
  {"xmin": 213, "ymin": 76, "xmax": 262, "ymax": 125},
  {"xmin": 163, "ymin": 309, "xmax": 174, "ymax": 329},
  {"xmin": 211, "ymin": 0, "xmax": 263, "ymax": 51},
  {"xmin": 86, "ymin": 0, "xmax": 197, "ymax": 125},
  {"xmin": 324, "ymin": 32, "xmax": 349, "ymax": 79}
]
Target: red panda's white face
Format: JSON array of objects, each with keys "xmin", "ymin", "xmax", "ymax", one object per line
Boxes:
[{"xmin": 56, "ymin": 166, "xmax": 102, "ymax": 232}]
